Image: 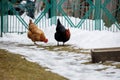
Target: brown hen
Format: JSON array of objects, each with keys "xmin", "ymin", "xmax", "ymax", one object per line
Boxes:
[{"xmin": 28, "ymin": 20, "xmax": 48, "ymax": 45}]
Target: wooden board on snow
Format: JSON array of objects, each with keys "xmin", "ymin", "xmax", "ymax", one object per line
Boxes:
[{"xmin": 91, "ymin": 47, "xmax": 120, "ymax": 63}]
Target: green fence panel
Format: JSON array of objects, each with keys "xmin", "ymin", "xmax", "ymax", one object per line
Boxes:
[
  {"xmin": 94, "ymin": 0, "xmax": 101, "ymax": 30},
  {"xmin": 0, "ymin": 0, "xmax": 120, "ymax": 37}
]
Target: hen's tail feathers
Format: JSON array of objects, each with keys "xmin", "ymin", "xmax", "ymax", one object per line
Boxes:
[
  {"xmin": 29, "ymin": 19, "xmax": 33, "ymax": 26},
  {"xmin": 57, "ymin": 18, "xmax": 61, "ymax": 25}
]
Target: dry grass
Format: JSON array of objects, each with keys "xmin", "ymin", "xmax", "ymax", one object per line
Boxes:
[
  {"xmin": 37, "ymin": 44, "xmax": 90, "ymax": 54},
  {"xmin": 0, "ymin": 49, "xmax": 67, "ymax": 80}
]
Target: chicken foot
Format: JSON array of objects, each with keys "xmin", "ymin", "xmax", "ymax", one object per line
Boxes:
[
  {"xmin": 57, "ymin": 42, "xmax": 65, "ymax": 46},
  {"xmin": 34, "ymin": 42, "xmax": 39, "ymax": 46},
  {"xmin": 57, "ymin": 42, "xmax": 59, "ymax": 46}
]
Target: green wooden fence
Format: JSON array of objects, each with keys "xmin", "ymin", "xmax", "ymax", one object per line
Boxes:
[{"xmin": 0, "ymin": 0, "xmax": 120, "ymax": 37}]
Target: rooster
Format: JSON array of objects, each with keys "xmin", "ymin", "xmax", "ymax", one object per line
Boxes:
[
  {"xmin": 54, "ymin": 19, "xmax": 70, "ymax": 46},
  {"xmin": 28, "ymin": 19, "xmax": 48, "ymax": 45}
]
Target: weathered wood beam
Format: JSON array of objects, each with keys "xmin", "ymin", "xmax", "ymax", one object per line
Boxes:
[{"xmin": 91, "ymin": 47, "xmax": 120, "ymax": 63}]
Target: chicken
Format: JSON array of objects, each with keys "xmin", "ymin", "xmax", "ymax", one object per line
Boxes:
[
  {"xmin": 54, "ymin": 19, "xmax": 71, "ymax": 46},
  {"xmin": 28, "ymin": 19, "xmax": 48, "ymax": 45}
]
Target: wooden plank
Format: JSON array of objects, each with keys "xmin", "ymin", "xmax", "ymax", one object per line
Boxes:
[{"xmin": 91, "ymin": 47, "xmax": 120, "ymax": 63}]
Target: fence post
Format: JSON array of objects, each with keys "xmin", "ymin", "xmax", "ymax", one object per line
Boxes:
[
  {"xmin": 94, "ymin": 0, "xmax": 101, "ymax": 30},
  {"xmin": 51, "ymin": 0, "xmax": 57, "ymax": 25},
  {"xmin": 0, "ymin": 0, "xmax": 3, "ymax": 37}
]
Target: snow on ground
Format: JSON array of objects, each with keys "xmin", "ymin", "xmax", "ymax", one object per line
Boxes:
[
  {"xmin": 0, "ymin": 15, "xmax": 120, "ymax": 80},
  {"xmin": 0, "ymin": 25, "xmax": 120, "ymax": 80}
]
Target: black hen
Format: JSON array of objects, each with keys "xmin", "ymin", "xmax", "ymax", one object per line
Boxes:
[{"xmin": 54, "ymin": 19, "xmax": 70, "ymax": 46}]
